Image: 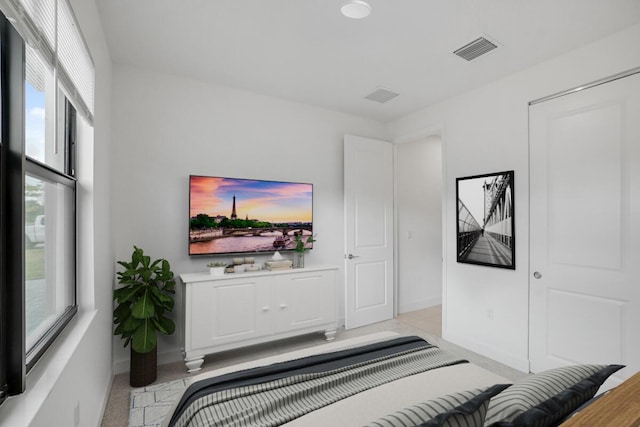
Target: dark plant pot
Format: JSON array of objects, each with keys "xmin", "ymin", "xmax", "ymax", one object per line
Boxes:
[{"xmin": 130, "ymin": 345, "xmax": 157, "ymax": 387}]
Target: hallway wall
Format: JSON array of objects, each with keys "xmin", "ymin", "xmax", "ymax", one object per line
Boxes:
[{"xmin": 396, "ymin": 135, "xmax": 443, "ymax": 313}]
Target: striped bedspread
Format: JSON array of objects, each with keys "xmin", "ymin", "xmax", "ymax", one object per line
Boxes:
[{"xmin": 168, "ymin": 336, "xmax": 467, "ymax": 427}]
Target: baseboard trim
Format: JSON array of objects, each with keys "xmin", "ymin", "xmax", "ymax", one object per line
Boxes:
[
  {"xmin": 98, "ymin": 372, "xmax": 115, "ymax": 427},
  {"xmin": 443, "ymin": 331, "xmax": 530, "ymax": 373},
  {"xmin": 113, "ymin": 346, "xmax": 184, "ymax": 375},
  {"xmin": 399, "ymin": 297, "xmax": 442, "ymax": 314}
]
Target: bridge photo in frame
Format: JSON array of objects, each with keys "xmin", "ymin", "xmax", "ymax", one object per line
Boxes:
[{"xmin": 456, "ymin": 170, "xmax": 515, "ymax": 269}]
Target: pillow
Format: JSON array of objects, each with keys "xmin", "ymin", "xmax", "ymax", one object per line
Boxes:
[
  {"xmin": 558, "ymin": 390, "xmax": 606, "ymax": 423},
  {"xmin": 484, "ymin": 364, "xmax": 623, "ymax": 427},
  {"xmin": 367, "ymin": 384, "xmax": 510, "ymax": 427}
]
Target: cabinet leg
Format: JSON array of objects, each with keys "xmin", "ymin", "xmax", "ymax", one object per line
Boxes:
[
  {"xmin": 324, "ymin": 328, "xmax": 337, "ymax": 341},
  {"xmin": 185, "ymin": 356, "xmax": 204, "ymax": 373}
]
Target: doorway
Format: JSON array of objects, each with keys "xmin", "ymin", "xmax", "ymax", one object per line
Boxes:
[{"xmin": 395, "ymin": 135, "xmax": 443, "ymax": 315}]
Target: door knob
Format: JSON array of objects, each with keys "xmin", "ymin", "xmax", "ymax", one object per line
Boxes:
[
  {"xmin": 533, "ymin": 271, "xmax": 542, "ymax": 279},
  {"xmin": 347, "ymin": 254, "xmax": 360, "ymax": 259}
]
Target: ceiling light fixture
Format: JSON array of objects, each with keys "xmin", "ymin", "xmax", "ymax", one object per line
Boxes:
[{"xmin": 341, "ymin": 1, "xmax": 371, "ymax": 19}]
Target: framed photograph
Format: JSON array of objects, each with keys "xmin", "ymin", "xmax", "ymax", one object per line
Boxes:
[{"xmin": 456, "ymin": 170, "xmax": 514, "ymax": 269}]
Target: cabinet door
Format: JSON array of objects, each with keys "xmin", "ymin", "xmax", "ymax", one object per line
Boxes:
[
  {"xmin": 275, "ymin": 270, "xmax": 337, "ymax": 333},
  {"xmin": 188, "ymin": 277, "xmax": 272, "ymax": 350}
]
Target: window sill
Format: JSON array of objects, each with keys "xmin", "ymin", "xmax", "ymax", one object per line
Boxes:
[{"xmin": 0, "ymin": 309, "xmax": 97, "ymax": 426}]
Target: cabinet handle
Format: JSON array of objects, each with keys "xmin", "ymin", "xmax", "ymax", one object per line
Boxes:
[
  {"xmin": 262, "ymin": 306, "xmax": 270, "ymax": 312},
  {"xmin": 279, "ymin": 303, "xmax": 288, "ymax": 309}
]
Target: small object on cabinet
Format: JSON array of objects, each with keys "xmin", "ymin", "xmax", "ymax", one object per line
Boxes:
[
  {"xmin": 207, "ymin": 261, "xmax": 227, "ymax": 276},
  {"xmin": 265, "ymin": 259, "xmax": 293, "ymax": 270}
]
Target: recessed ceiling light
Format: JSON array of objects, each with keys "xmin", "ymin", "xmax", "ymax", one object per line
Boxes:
[{"xmin": 341, "ymin": 1, "xmax": 371, "ymax": 19}]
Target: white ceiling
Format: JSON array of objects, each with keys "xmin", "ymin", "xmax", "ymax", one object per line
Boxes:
[{"xmin": 95, "ymin": 0, "xmax": 640, "ymax": 122}]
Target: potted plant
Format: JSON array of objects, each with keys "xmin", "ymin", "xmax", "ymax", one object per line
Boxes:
[
  {"xmin": 113, "ymin": 246, "xmax": 176, "ymax": 387},
  {"xmin": 293, "ymin": 233, "xmax": 316, "ymax": 268},
  {"xmin": 207, "ymin": 261, "xmax": 227, "ymax": 276}
]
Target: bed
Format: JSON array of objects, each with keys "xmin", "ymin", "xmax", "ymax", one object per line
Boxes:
[{"xmin": 160, "ymin": 332, "xmax": 623, "ymax": 427}]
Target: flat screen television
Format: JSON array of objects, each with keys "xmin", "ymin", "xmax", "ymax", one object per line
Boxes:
[{"xmin": 189, "ymin": 175, "xmax": 313, "ymax": 256}]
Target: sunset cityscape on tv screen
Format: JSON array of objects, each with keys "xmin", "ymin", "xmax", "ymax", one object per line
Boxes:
[{"xmin": 189, "ymin": 176, "xmax": 313, "ymax": 255}]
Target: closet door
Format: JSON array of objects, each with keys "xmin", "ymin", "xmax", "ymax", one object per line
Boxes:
[{"xmin": 529, "ymin": 71, "xmax": 640, "ymax": 384}]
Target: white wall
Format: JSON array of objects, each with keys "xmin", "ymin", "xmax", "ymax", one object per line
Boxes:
[
  {"xmin": 0, "ymin": 1, "xmax": 113, "ymax": 426},
  {"xmin": 395, "ymin": 136, "xmax": 442, "ymax": 313},
  {"xmin": 110, "ymin": 64, "xmax": 389, "ymax": 372},
  {"xmin": 389, "ymin": 23, "xmax": 640, "ymax": 371}
]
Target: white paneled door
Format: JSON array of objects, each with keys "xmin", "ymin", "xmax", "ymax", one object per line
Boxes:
[
  {"xmin": 344, "ymin": 135, "xmax": 394, "ymax": 329},
  {"xmin": 529, "ymin": 71, "xmax": 640, "ymax": 384}
]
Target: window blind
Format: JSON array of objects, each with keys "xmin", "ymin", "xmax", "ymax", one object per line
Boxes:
[
  {"xmin": 25, "ymin": 44, "xmax": 47, "ymax": 92},
  {"xmin": 0, "ymin": 0, "xmax": 94, "ymax": 124},
  {"xmin": 56, "ymin": 0, "xmax": 94, "ymax": 121}
]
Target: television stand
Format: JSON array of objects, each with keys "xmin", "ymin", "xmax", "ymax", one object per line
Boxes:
[{"xmin": 180, "ymin": 265, "xmax": 338, "ymax": 372}]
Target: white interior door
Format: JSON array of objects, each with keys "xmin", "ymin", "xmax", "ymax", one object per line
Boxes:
[
  {"xmin": 344, "ymin": 135, "xmax": 394, "ymax": 329},
  {"xmin": 529, "ymin": 71, "xmax": 640, "ymax": 384}
]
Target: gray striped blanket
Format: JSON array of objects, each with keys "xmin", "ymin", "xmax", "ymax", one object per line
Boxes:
[{"xmin": 171, "ymin": 340, "xmax": 466, "ymax": 427}]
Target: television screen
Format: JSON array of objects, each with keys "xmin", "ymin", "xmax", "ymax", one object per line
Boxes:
[{"xmin": 189, "ymin": 176, "xmax": 313, "ymax": 256}]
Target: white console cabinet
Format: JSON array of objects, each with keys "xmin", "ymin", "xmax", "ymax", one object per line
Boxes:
[{"xmin": 180, "ymin": 266, "xmax": 338, "ymax": 372}]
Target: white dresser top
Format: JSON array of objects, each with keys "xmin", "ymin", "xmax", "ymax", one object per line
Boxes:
[{"xmin": 180, "ymin": 265, "xmax": 338, "ymax": 284}]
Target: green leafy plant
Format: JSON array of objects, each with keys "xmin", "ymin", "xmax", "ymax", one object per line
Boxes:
[
  {"xmin": 294, "ymin": 233, "xmax": 316, "ymax": 253},
  {"xmin": 206, "ymin": 261, "xmax": 226, "ymax": 267},
  {"xmin": 113, "ymin": 246, "xmax": 176, "ymax": 354}
]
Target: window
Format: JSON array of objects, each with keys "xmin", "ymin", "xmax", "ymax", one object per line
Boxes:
[
  {"xmin": 24, "ymin": 173, "xmax": 76, "ymax": 365},
  {"xmin": 25, "ymin": 46, "xmax": 56, "ymax": 167},
  {"xmin": 0, "ymin": 0, "xmax": 86, "ymax": 399},
  {"xmin": 24, "ymin": 43, "xmax": 77, "ymax": 367},
  {"xmin": 0, "ymin": 9, "xmax": 24, "ymax": 402},
  {"xmin": 0, "ymin": 18, "xmax": 5, "ymax": 406}
]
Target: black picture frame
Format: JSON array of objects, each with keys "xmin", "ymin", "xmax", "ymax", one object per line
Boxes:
[{"xmin": 456, "ymin": 170, "xmax": 515, "ymax": 269}]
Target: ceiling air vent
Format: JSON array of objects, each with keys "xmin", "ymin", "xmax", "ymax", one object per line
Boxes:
[
  {"xmin": 454, "ymin": 36, "xmax": 498, "ymax": 61},
  {"xmin": 365, "ymin": 87, "xmax": 399, "ymax": 103}
]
